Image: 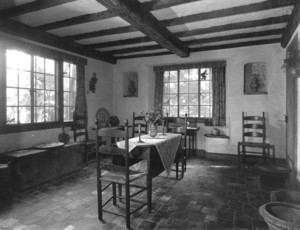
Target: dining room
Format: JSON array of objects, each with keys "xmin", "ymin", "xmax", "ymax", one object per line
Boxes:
[{"xmin": 0, "ymin": 0, "xmax": 300, "ymax": 229}]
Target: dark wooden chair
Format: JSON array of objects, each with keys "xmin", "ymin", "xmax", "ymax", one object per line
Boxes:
[
  {"xmin": 166, "ymin": 113, "xmax": 188, "ymax": 179},
  {"xmin": 237, "ymin": 112, "xmax": 275, "ymax": 167},
  {"xmin": 132, "ymin": 112, "xmax": 147, "ymax": 137},
  {"xmin": 95, "ymin": 119, "xmax": 151, "ymax": 229},
  {"xmin": 73, "ymin": 111, "xmax": 97, "ymax": 166},
  {"xmin": 0, "ymin": 162, "xmax": 12, "ymax": 202}
]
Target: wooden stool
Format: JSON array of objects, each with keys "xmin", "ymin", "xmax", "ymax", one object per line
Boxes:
[{"xmin": 0, "ymin": 162, "xmax": 12, "ymax": 201}]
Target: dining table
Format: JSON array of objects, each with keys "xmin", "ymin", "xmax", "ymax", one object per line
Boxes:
[{"xmin": 116, "ymin": 132, "xmax": 182, "ymax": 210}]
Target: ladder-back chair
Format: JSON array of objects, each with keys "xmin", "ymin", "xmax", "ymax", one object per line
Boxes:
[
  {"xmin": 237, "ymin": 112, "xmax": 275, "ymax": 167},
  {"xmin": 132, "ymin": 112, "xmax": 147, "ymax": 137},
  {"xmin": 95, "ymin": 119, "xmax": 151, "ymax": 229}
]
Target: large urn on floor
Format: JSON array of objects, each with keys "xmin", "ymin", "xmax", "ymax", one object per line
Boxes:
[{"xmin": 259, "ymin": 202, "xmax": 300, "ymax": 230}]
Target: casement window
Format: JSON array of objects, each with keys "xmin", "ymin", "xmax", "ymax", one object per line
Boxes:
[
  {"xmin": 0, "ymin": 43, "xmax": 86, "ymax": 134},
  {"xmin": 163, "ymin": 68, "xmax": 212, "ymax": 118}
]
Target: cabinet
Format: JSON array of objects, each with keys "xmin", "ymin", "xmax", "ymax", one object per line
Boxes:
[{"xmin": 3, "ymin": 143, "xmax": 84, "ymax": 192}]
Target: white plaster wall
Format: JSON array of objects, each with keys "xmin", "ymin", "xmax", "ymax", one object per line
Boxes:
[
  {"xmin": 113, "ymin": 44, "xmax": 286, "ymax": 158},
  {"xmin": 0, "ymin": 53, "xmax": 113, "ymax": 153}
]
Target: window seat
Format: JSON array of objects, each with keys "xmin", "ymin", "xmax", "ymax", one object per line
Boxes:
[{"xmin": 2, "ymin": 142, "xmax": 84, "ymax": 192}]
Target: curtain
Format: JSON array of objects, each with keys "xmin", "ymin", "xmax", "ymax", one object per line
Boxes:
[
  {"xmin": 212, "ymin": 67, "xmax": 226, "ymax": 126},
  {"xmin": 75, "ymin": 65, "xmax": 87, "ymax": 116},
  {"xmin": 154, "ymin": 70, "xmax": 164, "ymax": 112}
]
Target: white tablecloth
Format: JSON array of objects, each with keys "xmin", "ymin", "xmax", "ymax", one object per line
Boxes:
[{"xmin": 117, "ymin": 133, "xmax": 181, "ymax": 174}]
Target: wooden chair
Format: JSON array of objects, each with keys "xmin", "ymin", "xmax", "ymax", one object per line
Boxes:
[
  {"xmin": 237, "ymin": 112, "xmax": 275, "ymax": 167},
  {"xmin": 132, "ymin": 112, "xmax": 147, "ymax": 137},
  {"xmin": 166, "ymin": 113, "xmax": 188, "ymax": 179},
  {"xmin": 73, "ymin": 111, "xmax": 97, "ymax": 166},
  {"xmin": 95, "ymin": 119, "xmax": 151, "ymax": 229}
]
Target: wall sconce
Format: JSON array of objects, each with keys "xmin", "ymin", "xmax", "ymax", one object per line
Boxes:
[{"xmin": 89, "ymin": 72, "xmax": 98, "ymax": 93}]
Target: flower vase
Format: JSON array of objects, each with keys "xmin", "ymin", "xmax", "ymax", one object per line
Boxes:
[{"xmin": 148, "ymin": 122, "xmax": 158, "ymax": 138}]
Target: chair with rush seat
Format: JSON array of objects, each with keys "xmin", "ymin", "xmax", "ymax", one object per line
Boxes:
[
  {"xmin": 237, "ymin": 112, "xmax": 275, "ymax": 167},
  {"xmin": 95, "ymin": 119, "xmax": 151, "ymax": 229}
]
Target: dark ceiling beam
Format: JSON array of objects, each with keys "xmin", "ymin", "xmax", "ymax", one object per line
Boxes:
[
  {"xmin": 281, "ymin": 1, "xmax": 300, "ymax": 48},
  {"xmin": 86, "ymin": 15, "xmax": 288, "ymax": 49},
  {"xmin": 0, "ymin": 0, "xmax": 76, "ymax": 19},
  {"xmin": 0, "ymin": 19, "xmax": 116, "ymax": 64},
  {"xmin": 65, "ymin": 0, "xmax": 293, "ymax": 41},
  {"xmin": 103, "ymin": 29, "xmax": 284, "ymax": 55},
  {"xmin": 95, "ymin": 0, "xmax": 189, "ymax": 58},
  {"xmin": 116, "ymin": 38, "xmax": 281, "ymax": 60},
  {"xmin": 35, "ymin": 0, "xmax": 200, "ymax": 31}
]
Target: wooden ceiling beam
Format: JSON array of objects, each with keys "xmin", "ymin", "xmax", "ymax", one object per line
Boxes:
[
  {"xmin": 36, "ymin": 0, "xmax": 200, "ymax": 31},
  {"xmin": 95, "ymin": 0, "xmax": 189, "ymax": 58},
  {"xmin": 0, "ymin": 19, "xmax": 116, "ymax": 64},
  {"xmin": 116, "ymin": 38, "xmax": 281, "ymax": 60},
  {"xmin": 281, "ymin": 1, "xmax": 300, "ymax": 48},
  {"xmin": 86, "ymin": 15, "xmax": 288, "ymax": 49},
  {"xmin": 0, "ymin": 0, "xmax": 76, "ymax": 19},
  {"xmin": 65, "ymin": 0, "xmax": 292, "ymax": 41},
  {"xmin": 103, "ymin": 29, "xmax": 284, "ymax": 55}
]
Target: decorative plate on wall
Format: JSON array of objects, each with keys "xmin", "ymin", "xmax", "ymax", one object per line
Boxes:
[{"xmin": 95, "ymin": 108, "xmax": 110, "ymax": 127}]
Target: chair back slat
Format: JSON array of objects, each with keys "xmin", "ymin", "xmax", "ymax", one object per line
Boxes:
[
  {"xmin": 244, "ymin": 124, "xmax": 263, "ymax": 129},
  {"xmin": 73, "ymin": 111, "xmax": 89, "ymax": 142},
  {"xmin": 242, "ymin": 112, "xmax": 266, "ymax": 143},
  {"xmin": 244, "ymin": 132, "xmax": 264, "ymax": 138},
  {"xmin": 98, "ymin": 146, "xmax": 127, "ymax": 157},
  {"xmin": 132, "ymin": 112, "xmax": 147, "ymax": 137}
]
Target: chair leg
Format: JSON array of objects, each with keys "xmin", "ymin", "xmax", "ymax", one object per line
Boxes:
[
  {"xmin": 181, "ymin": 157, "xmax": 184, "ymax": 179},
  {"xmin": 112, "ymin": 183, "xmax": 117, "ymax": 205},
  {"xmin": 147, "ymin": 174, "xmax": 152, "ymax": 213},
  {"xmin": 175, "ymin": 161, "xmax": 179, "ymax": 180},
  {"xmin": 118, "ymin": 184, "xmax": 122, "ymax": 202},
  {"xmin": 125, "ymin": 182, "xmax": 130, "ymax": 229},
  {"xmin": 97, "ymin": 180, "xmax": 103, "ymax": 221},
  {"xmin": 237, "ymin": 143, "xmax": 240, "ymax": 168}
]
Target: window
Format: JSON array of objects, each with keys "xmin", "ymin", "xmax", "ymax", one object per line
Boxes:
[
  {"xmin": 163, "ymin": 68, "xmax": 212, "ymax": 118},
  {"xmin": 63, "ymin": 62, "xmax": 77, "ymax": 121},
  {"xmin": 2, "ymin": 46, "xmax": 84, "ymax": 133}
]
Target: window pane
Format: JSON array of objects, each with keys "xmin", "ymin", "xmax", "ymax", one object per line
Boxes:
[
  {"xmin": 19, "ymin": 107, "xmax": 31, "ymax": 123},
  {"xmin": 189, "ymin": 106, "xmax": 198, "ymax": 117},
  {"xmin": 169, "ymin": 71, "xmax": 177, "ymax": 82},
  {"xmin": 45, "ymin": 107, "xmax": 55, "ymax": 122},
  {"xmin": 64, "ymin": 78, "xmax": 70, "ymax": 91},
  {"xmin": 64, "ymin": 107, "xmax": 71, "ymax": 121},
  {"xmin": 189, "ymin": 94, "xmax": 198, "ymax": 105},
  {"xmin": 6, "ymin": 88, "xmax": 18, "ymax": 106},
  {"xmin": 19, "ymin": 71, "xmax": 31, "ymax": 88},
  {"xmin": 163, "ymin": 71, "xmax": 169, "ymax": 82},
  {"xmin": 70, "ymin": 78, "xmax": 76, "ymax": 92},
  {"xmin": 64, "ymin": 92, "xmax": 70, "ymax": 106},
  {"xmin": 70, "ymin": 92, "xmax": 76, "ymax": 106},
  {"xmin": 7, "ymin": 107, "xmax": 17, "ymax": 124},
  {"xmin": 179, "ymin": 94, "xmax": 188, "ymax": 105},
  {"xmin": 169, "ymin": 106, "xmax": 178, "ymax": 117},
  {"xmin": 201, "ymin": 93, "xmax": 211, "ymax": 105},
  {"xmin": 45, "ymin": 91, "xmax": 55, "ymax": 106},
  {"xmin": 19, "ymin": 89, "xmax": 31, "ymax": 106},
  {"xmin": 190, "ymin": 69, "xmax": 198, "ymax": 81},
  {"xmin": 35, "ymin": 74, "xmax": 45, "ymax": 89},
  {"xmin": 179, "ymin": 82, "xmax": 188, "ymax": 93},
  {"xmin": 35, "ymin": 56, "xmax": 45, "ymax": 73},
  {"xmin": 45, "ymin": 59, "xmax": 55, "ymax": 74},
  {"xmin": 201, "ymin": 81, "xmax": 211, "ymax": 93},
  {"xmin": 179, "ymin": 106, "xmax": 188, "ymax": 117},
  {"xmin": 70, "ymin": 64, "xmax": 77, "ymax": 78},
  {"xmin": 63, "ymin": 62, "xmax": 70, "ymax": 77},
  {"xmin": 35, "ymin": 90, "xmax": 45, "ymax": 106},
  {"xmin": 45, "ymin": 75, "xmax": 55, "ymax": 90},
  {"xmin": 163, "ymin": 83, "xmax": 170, "ymax": 95},
  {"xmin": 179, "ymin": 69, "xmax": 188, "ymax": 81},
  {"xmin": 34, "ymin": 107, "xmax": 44, "ymax": 122},
  {"xmin": 169, "ymin": 83, "xmax": 178, "ymax": 94},
  {"xmin": 169, "ymin": 95, "xmax": 178, "ymax": 105},
  {"xmin": 163, "ymin": 95, "xmax": 170, "ymax": 106},
  {"xmin": 189, "ymin": 82, "xmax": 198, "ymax": 93},
  {"xmin": 6, "ymin": 70, "xmax": 18, "ymax": 87},
  {"xmin": 6, "ymin": 50, "xmax": 30, "ymax": 71},
  {"xmin": 200, "ymin": 106, "xmax": 212, "ymax": 118}
]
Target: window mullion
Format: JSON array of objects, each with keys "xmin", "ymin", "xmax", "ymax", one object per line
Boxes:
[
  {"xmin": 30, "ymin": 55, "xmax": 34, "ymax": 123},
  {"xmin": 177, "ymin": 70, "xmax": 180, "ymax": 117},
  {"xmin": 58, "ymin": 61, "xmax": 64, "ymax": 122},
  {"xmin": 198, "ymin": 68, "xmax": 201, "ymax": 119}
]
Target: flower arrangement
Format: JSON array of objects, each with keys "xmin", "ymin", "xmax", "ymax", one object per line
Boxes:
[{"xmin": 140, "ymin": 108, "xmax": 162, "ymax": 126}]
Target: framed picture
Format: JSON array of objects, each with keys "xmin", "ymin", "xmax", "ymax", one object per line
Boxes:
[
  {"xmin": 244, "ymin": 62, "xmax": 267, "ymax": 95},
  {"xmin": 123, "ymin": 72, "xmax": 138, "ymax": 97}
]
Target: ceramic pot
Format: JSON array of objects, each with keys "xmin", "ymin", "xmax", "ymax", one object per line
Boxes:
[
  {"xmin": 259, "ymin": 202, "xmax": 300, "ymax": 230},
  {"xmin": 148, "ymin": 122, "xmax": 157, "ymax": 138},
  {"xmin": 58, "ymin": 126, "xmax": 70, "ymax": 144}
]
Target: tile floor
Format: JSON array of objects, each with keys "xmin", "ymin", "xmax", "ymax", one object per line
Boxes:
[{"xmin": 0, "ymin": 157, "xmax": 285, "ymax": 229}]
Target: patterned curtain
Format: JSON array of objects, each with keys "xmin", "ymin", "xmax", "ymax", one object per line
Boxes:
[
  {"xmin": 212, "ymin": 67, "xmax": 226, "ymax": 126},
  {"xmin": 154, "ymin": 70, "xmax": 164, "ymax": 112},
  {"xmin": 75, "ymin": 65, "xmax": 87, "ymax": 116}
]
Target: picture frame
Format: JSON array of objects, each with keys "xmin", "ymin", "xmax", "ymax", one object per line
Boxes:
[
  {"xmin": 244, "ymin": 62, "xmax": 267, "ymax": 95},
  {"xmin": 123, "ymin": 72, "xmax": 138, "ymax": 97}
]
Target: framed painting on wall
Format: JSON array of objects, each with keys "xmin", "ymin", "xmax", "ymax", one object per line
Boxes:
[
  {"xmin": 244, "ymin": 62, "xmax": 267, "ymax": 95},
  {"xmin": 123, "ymin": 72, "xmax": 138, "ymax": 97}
]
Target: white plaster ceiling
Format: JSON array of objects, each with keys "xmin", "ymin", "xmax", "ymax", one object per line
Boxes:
[{"xmin": 0, "ymin": 0, "xmax": 296, "ymax": 62}]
